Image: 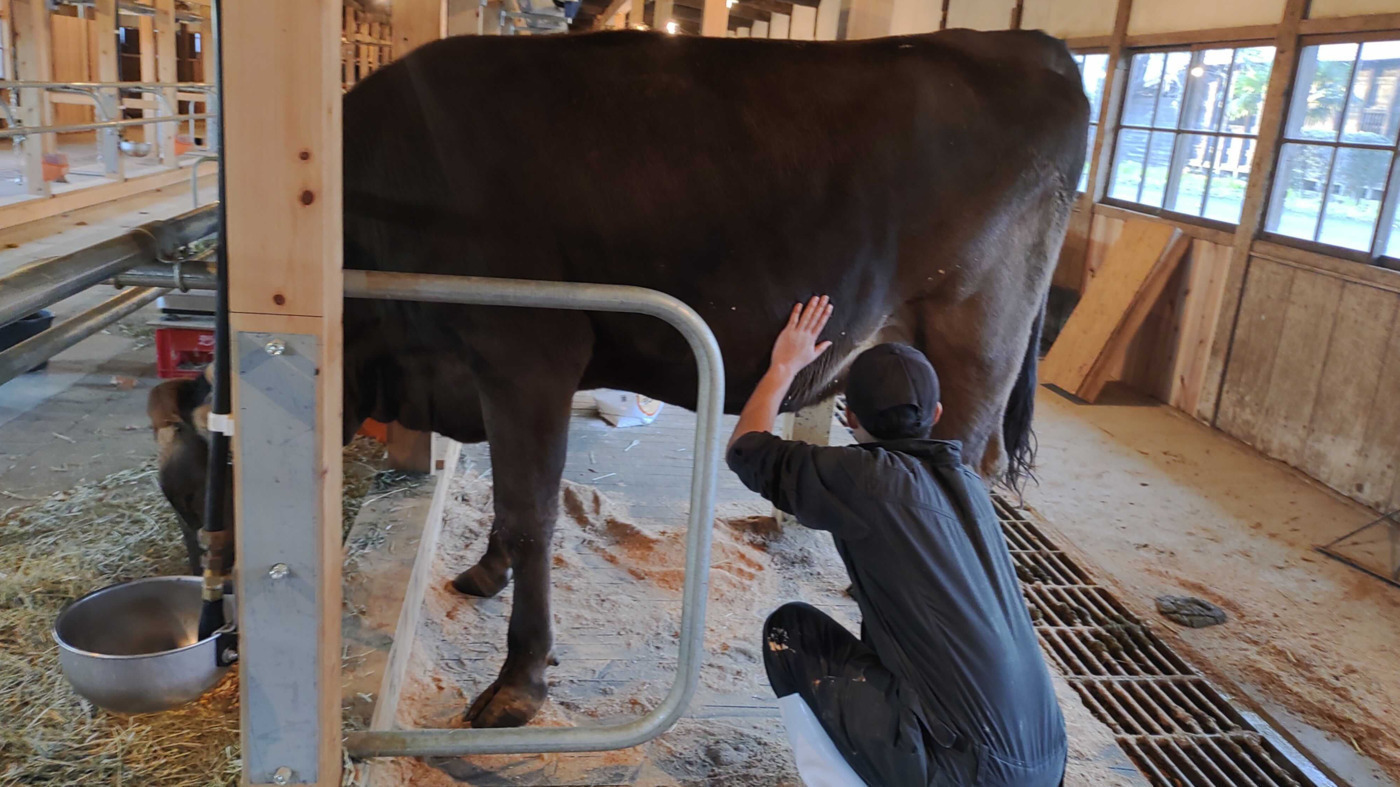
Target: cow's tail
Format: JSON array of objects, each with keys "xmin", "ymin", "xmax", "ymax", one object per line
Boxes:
[{"xmin": 1002, "ymin": 300, "xmax": 1044, "ymax": 494}]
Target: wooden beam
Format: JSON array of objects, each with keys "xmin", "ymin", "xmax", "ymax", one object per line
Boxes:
[
  {"xmin": 1205, "ymin": 0, "xmax": 1310, "ymax": 426},
  {"xmin": 138, "ymin": 12, "xmax": 155, "ymax": 141},
  {"xmin": 1298, "ymin": 12, "xmax": 1400, "ymax": 35},
  {"xmin": 155, "ymin": 0, "xmax": 178, "ymax": 166},
  {"xmin": 0, "ymin": 159, "xmax": 217, "ymax": 232},
  {"xmin": 655, "ymin": 0, "xmax": 675, "ymax": 29},
  {"xmin": 1123, "ymin": 24, "xmax": 1277, "ymax": 48},
  {"xmin": 676, "ymin": 0, "xmax": 767, "ymax": 23},
  {"xmin": 700, "ymin": 0, "xmax": 727, "ymax": 35},
  {"xmin": 392, "ymin": 0, "xmax": 445, "ymax": 58},
  {"xmin": 629, "ymin": 0, "xmax": 646, "ymax": 27},
  {"xmin": 12, "ymin": 0, "xmax": 54, "ymax": 195},
  {"xmin": 939, "ymin": 0, "xmax": 949, "ymax": 30},
  {"xmin": 594, "ymin": 0, "xmax": 628, "ymax": 28},
  {"xmin": 1064, "ymin": 34, "xmax": 1112, "ymax": 50},
  {"xmin": 736, "ymin": 0, "xmax": 794, "ymax": 17},
  {"xmin": 224, "ymin": 0, "xmax": 343, "ymax": 783},
  {"xmin": 1009, "ymin": 0, "xmax": 1023, "ymax": 30}
]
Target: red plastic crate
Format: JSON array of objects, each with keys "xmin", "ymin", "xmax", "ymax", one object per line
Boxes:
[{"xmin": 155, "ymin": 325, "xmax": 215, "ymax": 379}]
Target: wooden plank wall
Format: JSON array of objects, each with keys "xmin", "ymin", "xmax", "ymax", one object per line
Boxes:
[
  {"xmin": 1217, "ymin": 257, "xmax": 1400, "ymax": 512},
  {"xmin": 50, "ymin": 15, "xmax": 94, "ymax": 128},
  {"xmin": 1079, "ymin": 211, "xmax": 1235, "ymax": 423}
]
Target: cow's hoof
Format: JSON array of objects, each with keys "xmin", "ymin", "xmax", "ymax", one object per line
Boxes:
[
  {"xmin": 464, "ymin": 675, "xmax": 547, "ymax": 728},
  {"xmin": 451, "ymin": 564, "xmax": 511, "ymax": 597}
]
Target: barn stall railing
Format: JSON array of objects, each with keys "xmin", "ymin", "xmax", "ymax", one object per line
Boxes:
[
  {"xmin": 326, "ymin": 270, "xmax": 725, "ymax": 758},
  {"xmin": 0, "ymin": 204, "xmax": 217, "ymax": 387},
  {"xmin": 0, "ymin": 81, "xmax": 217, "ymax": 196}
]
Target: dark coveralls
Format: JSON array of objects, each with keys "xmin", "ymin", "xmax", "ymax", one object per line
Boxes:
[{"xmin": 727, "ymin": 433, "xmax": 1067, "ymax": 787}]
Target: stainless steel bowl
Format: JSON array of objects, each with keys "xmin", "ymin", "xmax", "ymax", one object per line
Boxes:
[{"xmin": 53, "ymin": 576, "xmax": 235, "ymax": 714}]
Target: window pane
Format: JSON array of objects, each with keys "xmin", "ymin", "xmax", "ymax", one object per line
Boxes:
[
  {"xmin": 1286, "ymin": 43, "xmax": 1357, "ymax": 141},
  {"xmin": 1110, "ymin": 128, "xmax": 1151, "ymax": 201},
  {"xmin": 1341, "ymin": 40, "xmax": 1400, "ymax": 145},
  {"xmin": 1317, "ymin": 147, "xmax": 1391, "ymax": 250},
  {"xmin": 1123, "ymin": 52, "xmax": 1166, "ymax": 127},
  {"xmin": 1154, "ymin": 51, "xmax": 1193, "ymax": 130},
  {"xmin": 1082, "ymin": 54, "xmax": 1109, "ymax": 118},
  {"xmin": 1181, "ymin": 49, "xmax": 1233, "ymax": 131},
  {"xmin": 1267, "ymin": 143, "xmax": 1335, "ymax": 241},
  {"xmin": 1203, "ymin": 137, "xmax": 1254, "ymax": 224},
  {"xmin": 1164, "ymin": 134, "xmax": 1216, "ymax": 217},
  {"xmin": 1223, "ymin": 46, "xmax": 1275, "ymax": 135},
  {"xmin": 1080, "ymin": 124, "xmax": 1097, "ymax": 192},
  {"xmin": 1139, "ymin": 131, "xmax": 1177, "ymax": 208}
]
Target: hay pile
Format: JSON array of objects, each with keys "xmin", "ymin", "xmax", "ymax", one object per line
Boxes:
[{"xmin": 0, "ymin": 437, "xmax": 400, "ymax": 786}]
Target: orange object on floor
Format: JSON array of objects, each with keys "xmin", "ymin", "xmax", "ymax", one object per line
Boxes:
[{"xmin": 358, "ymin": 419, "xmax": 388, "ymax": 443}]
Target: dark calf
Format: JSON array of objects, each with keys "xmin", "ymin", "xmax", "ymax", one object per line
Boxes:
[{"xmin": 148, "ymin": 366, "xmax": 233, "ymax": 575}]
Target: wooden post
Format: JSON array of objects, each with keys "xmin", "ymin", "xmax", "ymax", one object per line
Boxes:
[
  {"xmin": 392, "ymin": 0, "xmax": 445, "ymax": 60},
  {"xmin": 138, "ymin": 13, "xmax": 155, "ymax": 145},
  {"xmin": 790, "ymin": 5, "xmax": 816, "ymax": 39},
  {"xmin": 655, "ymin": 0, "xmax": 676, "ymax": 30},
  {"xmin": 815, "ymin": 0, "xmax": 839, "ymax": 39},
  {"xmin": 12, "ymin": 0, "xmax": 53, "ymax": 195},
  {"xmin": 95, "ymin": 0, "xmax": 124, "ymax": 179},
  {"xmin": 1205, "ymin": 0, "xmax": 1311, "ymax": 425},
  {"xmin": 701, "ymin": 0, "xmax": 728, "ymax": 36},
  {"xmin": 770, "ymin": 11, "xmax": 790, "ymax": 37},
  {"xmin": 224, "ymin": 0, "xmax": 343, "ymax": 783},
  {"xmin": 155, "ymin": 0, "xmax": 178, "ymax": 166}
]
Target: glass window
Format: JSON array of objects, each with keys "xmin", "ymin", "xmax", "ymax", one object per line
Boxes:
[
  {"xmin": 1073, "ymin": 53, "xmax": 1110, "ymax": 193},
  {"xmin": 1107, "ymin": 45, "xmax": 1276, "ymax": 225},
  {"xmin": 1267, "ymin": 41, "xmax": 1400, "ymax": 258}
]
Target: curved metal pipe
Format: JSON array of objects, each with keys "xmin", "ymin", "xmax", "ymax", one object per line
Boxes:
[
  {"xmin": 340, "ymin": 270, "xmax": 725, "ymax": 758},
  {"xmin": 0, "ymin": 205, "xmax": 217, "ymax": 328},
  {"xmin": 0, "ymin": 286, "xmax": 167, "ymax": 387}
]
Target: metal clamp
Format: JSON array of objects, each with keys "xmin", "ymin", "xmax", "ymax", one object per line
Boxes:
[{"xmin": 340, "ymin": 270, "xmax": 725, "ymax": 758}]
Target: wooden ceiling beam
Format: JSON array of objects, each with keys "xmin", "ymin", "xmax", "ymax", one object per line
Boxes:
[{"xmin": 671, "ymin": 0, "xmax": 769, "ymax": 21}]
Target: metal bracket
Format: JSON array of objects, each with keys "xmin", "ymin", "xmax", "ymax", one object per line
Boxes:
[{"xmin": 236, "ymin": 332, "xmax": 324, "ymax": 784}]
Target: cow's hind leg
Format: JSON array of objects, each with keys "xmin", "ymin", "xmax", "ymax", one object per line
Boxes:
[{"xmin": 462, "ymin": 319, "xmax": 590, "ymax": 728}]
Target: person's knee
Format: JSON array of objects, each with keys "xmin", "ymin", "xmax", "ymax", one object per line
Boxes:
[
  {"xmin": 764, "ymin": 602, "xmax": 820, "ymax": 697},
  {"xmin": 764, "ymin": 602, "xmax": 819, "ymax": 647}
]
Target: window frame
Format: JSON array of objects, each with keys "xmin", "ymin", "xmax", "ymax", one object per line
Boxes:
[
  {"xmin": 1071, "ymin": 48, "xmax": 1111, "ymax": 202},
  {"xmin": 1102, "ymin": 38, "xmax": 1276, "ymax": 233},
  {"xmin": 1259, "ymin": 31, "xmax": 1400, "ymax": 272}
]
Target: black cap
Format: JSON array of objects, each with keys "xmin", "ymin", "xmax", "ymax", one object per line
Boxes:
[{"xmin": 845, "ymin": 343, "xmax": 940, "ymax": 440}]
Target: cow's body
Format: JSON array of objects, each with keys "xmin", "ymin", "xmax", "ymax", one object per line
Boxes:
[
  {"xmin": 341, "ymin": 29, "xmax": 1087, "ymax": 727},
  {"xmin": 148, "ymin": 369, "xmax": 231, "ymax": 575}
]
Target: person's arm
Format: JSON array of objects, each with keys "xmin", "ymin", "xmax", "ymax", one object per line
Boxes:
[{"xmin": 728, "ymin": 295, "xmax": 834, "ymax": 451}]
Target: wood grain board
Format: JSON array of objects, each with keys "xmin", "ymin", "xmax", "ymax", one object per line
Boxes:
[{"xmin": 1041, "ymin": 219, "xmax": 1187, "ymax": 401}]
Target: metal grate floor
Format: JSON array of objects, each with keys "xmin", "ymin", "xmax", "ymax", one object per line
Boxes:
[{"xmin": 991, "ymin": 493, "xmax": 1316, "ymax": 787}]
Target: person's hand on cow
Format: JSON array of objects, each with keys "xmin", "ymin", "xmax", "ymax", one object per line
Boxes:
[
  {"xmin": 771, "ymin": 296, "xmax": 834, "ymax": 377},
  {"xmin": 728, "ymin": 296, "xmax": 835, "ymax": 451}
]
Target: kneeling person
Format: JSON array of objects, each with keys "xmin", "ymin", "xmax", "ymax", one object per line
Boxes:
[{"xmin": 726, "ymin": 296, "xmax": 1066, "ymax": 786}]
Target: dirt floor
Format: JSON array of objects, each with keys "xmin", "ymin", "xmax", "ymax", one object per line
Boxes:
[
  {"xmin": 1025, "ymin": 386, "xmax": 1400, "ymax": 786},
  {"xmin": 361, "ymin": 398, "xmax": 1144, "ymax": 786}
]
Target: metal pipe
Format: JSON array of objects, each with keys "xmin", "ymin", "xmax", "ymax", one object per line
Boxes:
[
  {"xmin": 108, "ymin": 255, "xmax": 218, "ymax": 291},
  {"xmin": 340, "ymin": 270, "xmax": 725, "ymax": 758},
  {"xmin": 0, "ymin": 286, "xmax": 167, "ymax": 387},
  {"xmin": 0, "ymin": 113, "xmax": 214, "ymax": 140},
  {"xmin": 190, "ymin": 154, "xmax": 220, "ymax": 208},
  {"xmin": 0, "ymin": 81, "xmax": 213, "ymax": 90},
  {"xmin": 0, "ymin": 205, "xmax": 217, "ymax": 328}
]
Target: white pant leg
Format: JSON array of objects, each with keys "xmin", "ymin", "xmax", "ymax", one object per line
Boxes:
[{"xmin": 777, "ymin": 694, "xmax": 868, "ymax": 787}]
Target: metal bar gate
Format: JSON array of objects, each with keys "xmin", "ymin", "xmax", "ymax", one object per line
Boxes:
[{"xmin": 237, "ymin": 269, "xmax": 725, "ymax": 774}]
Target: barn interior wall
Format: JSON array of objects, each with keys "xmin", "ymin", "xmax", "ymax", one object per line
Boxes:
[
  {"xmin": 1126, "ymin": 0, "xmax": 1286, "ymax": 35},
  {"xmin": 944, "ymin": 0, "xmax": 1016, "ymax": 31},
  {"xmin": 1020, "ymin": 0, "xmax": 1116, "ymax": 38},
  {"xmin": 1309, "ymin": 0, "xmax": 1400, "ymax": 17}
]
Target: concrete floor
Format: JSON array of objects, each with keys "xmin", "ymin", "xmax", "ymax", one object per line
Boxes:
[
  {"xmin": 0, "ymin": 176, "xmax": 215, "ymax": 501},
  {"xmin": 1025, "ymin": 385, "xmax": 1400, "ymax": 786}
]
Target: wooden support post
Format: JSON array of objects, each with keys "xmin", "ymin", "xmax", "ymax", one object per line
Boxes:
[
  {"xmin": 138, "ymin": 14, "xmax": 155, "ymax": 138},
  {"xmin": 770, "ymin": 11, "xmax": 790, "ymax": 37},
  {"xmin": 815, "ymin": 0, "xmax": 839, "ymax": 39},
  {"xmin": 155, "ymin": 0, "xmax": 178, "ymax": 166},
  {"xmin": 656, "ymin": 0, "xmax": 676, "ymax": 30},
  {"xmin": 95, "ymin": 0, "xmax": 123, "ymax": 179},
  {"xmin": 701, "ymin": 0, "xmax": 728, "ymax": 36},
  {"xmin": 629, "ymin": 0, "xmax": 646, "ymax": 27},
  {"xmin": 12, "ymin": 0, "xmax": 53, "ymax": 195},
  {"xmin": 392, "ymin": 0, "xmax": 445, "ymax": 60},
  {"xmin": 1205, "ymin": 0, "xmax": 1309, "ymax": 425},
  {"xmin": 224, "ymin": 0, "xmax": 343, "ymax": 784},
  {"xmin": 790, "ymin": 5, "xmax": 816, "ymax": 39}
]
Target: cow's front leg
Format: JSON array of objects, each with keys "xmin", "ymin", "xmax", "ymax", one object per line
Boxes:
[{"xmin": 463, "ymin": 364, "xmax": 581, "ymax": 727}]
